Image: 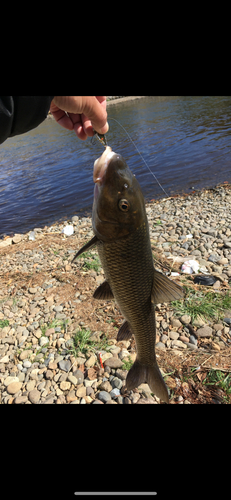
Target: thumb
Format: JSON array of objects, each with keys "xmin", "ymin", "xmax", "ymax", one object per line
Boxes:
[{"xmin": 80, "ymin": 96, "xmax": 109, "ymax": 134}]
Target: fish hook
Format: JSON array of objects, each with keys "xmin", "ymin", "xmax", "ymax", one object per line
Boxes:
[{"xmin": 91, "ymin": 130, "xmax": 108, "ymax": 148}]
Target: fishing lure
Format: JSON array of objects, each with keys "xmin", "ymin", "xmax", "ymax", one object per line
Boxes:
[
  {"xmin": 92, "ymin": 130, "xmax": 107, "ymax": 148},
  {"xmin": 99, "ymin": 352, "xmax": 104, "ymax": 369}
]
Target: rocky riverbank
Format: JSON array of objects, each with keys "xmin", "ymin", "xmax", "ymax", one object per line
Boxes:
[{"xmin": 1, "ymin": 183, "xmax": 231, "ymax": 404}]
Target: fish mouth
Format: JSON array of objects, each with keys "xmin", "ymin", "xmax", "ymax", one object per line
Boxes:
[{"xmin": 93, "ymin": 146, "xmax": 116, "ymax": 184}]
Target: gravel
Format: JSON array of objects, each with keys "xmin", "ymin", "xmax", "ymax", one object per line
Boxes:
[{"xmin": 0, "ymin": 184, "xmax": 231, "ymax": 404}]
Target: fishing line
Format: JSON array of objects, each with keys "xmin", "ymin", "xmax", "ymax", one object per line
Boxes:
[{"xmin": 109, "ymin": 117, "xmax": 169, "ymax": 197}]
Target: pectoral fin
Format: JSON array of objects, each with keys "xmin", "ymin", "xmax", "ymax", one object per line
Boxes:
[
  {"xmin": 151, "ymin": 269, "xmax": 184, "ymax": 304},
  {"xmin": 72, "ymin": 235, "xmax": 98, "ymax": 262},
  {"xmin": 117, "ymin": 320, "xmax": 133, "ymax": 341},
  {"xmin": 93, "ymin": 280, "xmax": 114, "ymax": 300}
]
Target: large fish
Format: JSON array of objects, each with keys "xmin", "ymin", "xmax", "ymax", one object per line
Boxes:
[{"xmin": 73, "ymin": 147, "xmax": 184, "ymax": 403}]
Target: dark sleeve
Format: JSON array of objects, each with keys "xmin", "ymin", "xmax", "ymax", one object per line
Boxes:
[{"xmin": 0, "ymin": 96, "xmax": 54, "ymax": 144}]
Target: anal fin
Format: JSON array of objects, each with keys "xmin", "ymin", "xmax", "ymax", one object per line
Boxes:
[
  {"xmin": 117, "ymin": 320, "xmax": 133, "ymax": 341},
  {"xmin": 93, "ymin": 280, "xmax": 114, "ymax": 300},
  {"xmin": 151, "ymin": 269, "xmax": 184, "ymax": 304}
]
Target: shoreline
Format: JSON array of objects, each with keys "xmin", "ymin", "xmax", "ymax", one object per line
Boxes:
[
  {"xmin": 0, "ymin": 181, "xmax": 230, "ymax": 242},
  {"xmin": 106, "ymin": 96, "xmax": 148, "ymax": 106}
]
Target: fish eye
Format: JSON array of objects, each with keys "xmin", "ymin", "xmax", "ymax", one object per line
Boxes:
[
  {"xmin": 118, "ymin": 199, "xmax": 130, "ymax": 212},
  {"xmin": 123, "ymin": 183, "xmax": 128, "ymax": 189}
]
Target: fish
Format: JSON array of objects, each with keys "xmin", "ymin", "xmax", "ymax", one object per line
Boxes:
[{"xmin": 73, "ymin": 146, "xmax": 184, "ymax": 403}]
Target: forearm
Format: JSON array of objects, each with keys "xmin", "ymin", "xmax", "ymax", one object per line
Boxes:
[{"xmin": 0, "ymin": 96, "xmax": 54, "ymax": 144}]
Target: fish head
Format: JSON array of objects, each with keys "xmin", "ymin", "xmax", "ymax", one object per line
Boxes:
[{"xmin": 93, "ymin": 146, "xmax": 146, "ymax": 241}]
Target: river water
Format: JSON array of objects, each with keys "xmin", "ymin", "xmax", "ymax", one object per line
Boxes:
[{"xmin": 0, "ymin": 96, "xmax": 231, "ymax": 236}]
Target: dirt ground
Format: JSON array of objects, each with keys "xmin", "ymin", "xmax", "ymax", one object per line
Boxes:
[{"xmin": 1, "ymin": 229, "xmax": 231, "ymax": 404}]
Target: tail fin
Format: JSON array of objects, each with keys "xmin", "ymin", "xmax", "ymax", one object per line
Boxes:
[{"xmin": 126, "ymin": 359, "xmax": 169, "ymax": 403}]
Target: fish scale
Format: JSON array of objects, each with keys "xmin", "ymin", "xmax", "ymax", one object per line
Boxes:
[{"xmin": 97, "ymin": 219, "xmax": 156, "ymax": 366}]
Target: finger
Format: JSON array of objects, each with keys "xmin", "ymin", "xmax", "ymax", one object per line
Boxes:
[
  {"xmin": 50, "ymin": 103, "xmax": 74, "ymax": 131},
  {"xmin": 65, "ymin": 112, "xmax": 87, "ymax": 140},
  {"xmin": 83, "ymin": 97, "xmax": 107, "ymax": 136},
  {"xmin": 82, "ymin": 97, "xmax": 108, "ymax": 137},
  {"xmin": 82, "ymin": 97, "xmax": 108, "ymax": 134},
  {"xmin": 82, "ymin": 113, "xmax": 95, "ymax": 137},
  {"xmin": 73, "ymin": 120, "xmax": 88, "ymax": 140}
]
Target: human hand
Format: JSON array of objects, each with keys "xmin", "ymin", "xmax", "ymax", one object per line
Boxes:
[{"xmin": 50, "ymin": 96, "xmax": 108, "ymax": 140}]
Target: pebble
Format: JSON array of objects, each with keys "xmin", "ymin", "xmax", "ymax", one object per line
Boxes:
[
  {"xmin": 104, "ymin": 357, "xmax": 124, "ymax": 368},
  {"xmin": 110, "ymin": 388, "xmax": 120, "ymax": 399},
  {"xmin": 14, "ymin": 395, "xmax": 28, "ymax": 404},
  {"xmin": 76, "ymin": 386, "xmax": 86, "ymax": 397},
  {"xmin": 136, "ymin": 398, "xmax": 158, "ymax": 404},
  {"xmin": 28, "ymin": 389, "xmax": 40, "ymax": 403},
  {"xmin": 185, "ymin": 342, "xmax": 198, "ymax": 350},
  {"xmin": 111, "ymin": 377, "xmax": 123, "ymax": 390},
  {"xmin": 67, "ymin": 374, "xmax": 78, "ymax": 385},
  {"xmin": 169, "ymin": 332, "xmax": 179, "ymax": 340},
  {"xmin": 189, "ymin": 335, "xmax": 197, "ymax": 345},
  {"xmin": 60, "ymin": 381, "xmax": 71, "ymax": 391},
  {"xmin": 39, "ymin": 336, "xmax": 49, "ymax": 347},
  {"xmin": 85, "ymin": 355, "xmax": 97, "ymax": 368},
  {"xmin": 1, "ymin": 184, "xmax": 231, "ymax": 404},
  {"xmin": 156, "ymin": 342, "xmax": 166, "ymax": 350},
  {"xmin": 196, "ymin": 326, "xmax": 213, "ymax": 337},
  {"xmin": 23, "ymin": 360, "xmax": 32, "ymax": 368},
  {"xmin": 98, "ymin": 391, "xmax": 111, "ymax": 403},
  {"xmin": 73, "ymin": 370, "xmax": 84, "ymax": 384},
  {"xmin": 7, "ymin": 382, "xmax": 22, "ymax": 394},
  {"xmin": 45, "ymin": 370, "xmax": 53, "ymax": 380},
  {"xmin": 0, "ymin": 355, "xmax": 9, "ymax": 363},
  {"xmin": 181, "ymin": 315, "xmax": 191, "ymax": 325},
  {"xmin": 4, "ymin": 376, "xmax": 19, "ymax": 387},
  {"xmin": 19, "ymin": 350, "xmax": 33, "ymax": 361},
  {"xmin": 171, "ymin": 318, "xmax": 182, "ymax": 328},
  {"xmin": 179, "ymin": 336, "xmax": 189, "ymax": 343},
  {"xmin": 99, "ymin": 380, "xmax": 113, "ymax": 392},
  {"xmin": 58, "ymin": 360, "xmax": 71, "ymax": 372},
  {"xmin": 193, "ymin": 316, "xmax": 205, "ymax": 327},
  {"xmin": 171, "ymin": 340, "xmax": 187, "ymax": 349},
  {"xmin": 26, "ymin": 380, "xmax": 36, "ymax": 391}
]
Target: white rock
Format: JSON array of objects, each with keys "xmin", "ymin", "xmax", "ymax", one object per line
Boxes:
[
  {"xmin": 4, "ymin": 376, "xmax": 19, "ymax": 387},
  {"xmin": 0, "ymin": 355, "xmax": 9, "ymax": 363},
  {"xmin": 0, "ymin": 238, "xmax": 12, "ymax": 248},
  {"xmin": 100, "ymin": 352, "xmax": 113, "ymax": 362},
  {"xmin": 62, "ymin": 225, "xmax": 74, "ymax": 236},
  {"xmin": 29, "ymin": 231, "xmax": 35, "ymax": 241},
  {"xmin": 85, "ymin": 355, "xmax": 97, "ymax": 368},
  {"xmin": 23, "ymin": 360, "xmax": 32, "ymax": 368},
  {"xmin": 171, "ymin": 339, "xmax": 187, "ymax": 349},
  {"xmin": 84, "ymin": 379, "xmax": 98, "ymax": 387},
  {"xmin": 39, "ymin": 336, "xmax": 49, "ymax": 347},
  {"xmin": 119, "ymin": 349, "xmax": 130, "ymax": 360}
]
